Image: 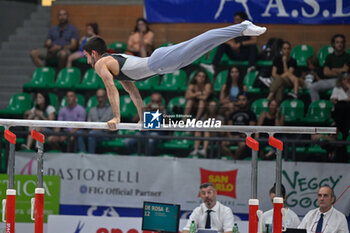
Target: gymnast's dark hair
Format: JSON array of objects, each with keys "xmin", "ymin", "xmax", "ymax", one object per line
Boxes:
[{"xmin": 83, "ymin": 36, "xmax": 108, "ymax": 55}]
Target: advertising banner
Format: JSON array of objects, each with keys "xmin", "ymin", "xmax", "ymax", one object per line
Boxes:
[
  {"xmin": 15, "ymin": 152, "xmax": 350, "ymax": 217},
  {"xmin": 0, "ymin": 174, "xmax": 60, "ymax": 222},
  {"xmin": 47, "ymin": 216, "xmax": 249, "ymax": 233},
  {"xmin": 144, "ymin": 0, "xmax": 350, "ymax": 24}
]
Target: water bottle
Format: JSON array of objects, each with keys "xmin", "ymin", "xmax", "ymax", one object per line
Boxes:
[
  {"xmin": 232, "ymin": 223, "xmax": 239, "ymax": 233},
  {"xmin": 265, "ymin": 224, "xmax": 269, "ymax": 233},
  {"xmin": 190, "ymin": 220, "xmax": 196, "ymax": 233}
]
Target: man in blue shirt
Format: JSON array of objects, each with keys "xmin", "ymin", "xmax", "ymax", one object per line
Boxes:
[{"xmin": 30, "ymin": 9, "xmax": 79, "ymax": 70}]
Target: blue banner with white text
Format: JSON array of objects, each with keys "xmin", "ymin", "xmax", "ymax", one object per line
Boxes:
[{"xmin": 144, "ymin": 0, "xmax": 350, "ymax": 24}]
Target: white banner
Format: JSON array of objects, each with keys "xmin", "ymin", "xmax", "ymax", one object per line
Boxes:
[
  {"xmin": 47, "ymin": 216, "xmax": 248, "ymax": 233},
  {"xmin": 15, "ymin": 153, "xmax": 350, "ymax": 216},
  {"xmin": 0, "ymin": 223, "xmax": 47, "ymax": 233}
]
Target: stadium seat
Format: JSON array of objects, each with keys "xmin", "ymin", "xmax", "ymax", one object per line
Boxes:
[
  {"xmin": 302, "ymin": 100, "xmax": 333, "ymax": 125},
  {"xmin": 108, "ymin": 41, "xmax": 127, "ymax": 53},
  {"xmin": 243, "ymin": 71, "xmax": 260, "ymax": 94},
  {"xmin": 135, "ymin": 75, "xmax": 160, "ymax": 91},
  {"xmin": 50, "ymin": 67, "xmax": 81, "ymax": 89},
  {"xmin": 99, "ymin": 129, "xmax": 136, "ymax": 148},
  {"xmin": 251, "ymin": 98, "xmax": 269, "ymax": 118},
  {"xmin": 280, "ymin": 99, "xmax": 304, "ymax": 124},
  {"xmin": 214, "ymin": 70, "xmax": 228, "ymax": 92},
  {"xmin": 48, "ymin": 93, "xmax": 59, "ymax": 111},
  {"xmin": 167, "ymin": 96, "xmax": 186, "ymax": 115},
  {"xmin": 120, "ymin": 95, "xmax": 137, "ymax": 120},
  {"xmin": 192, "ymin": 47, "xmax": 218, "ymax": 65},
  {"xmin": 59, "ymin": 94, "xmax": 85, "ymax": 110},
  {"xmin": 220, "ymin": 53, "xmax": 249, "ymax": 66},
  {"xmin": 158, "ymin": 42, "xmax": 175, "ymax": 48},
  {"xmin": 291, "ymin": 44, "xmax": 315, "ymax": 66},
  {"xmin": 85, "ymin": 95, "xmax": 97, "ymax": 115},
  {"xmin": 143, "ymin": 95, "xmax": 166, "ymax": 107},
  {"xmin": 23, "ymin": 67, "xmax": 55, "ymax": 91},
  {"xmin": 75, "ymin": 68, "xmax": 103, "ymax": 91},
  {"xmin": 188, "ymin": 70, "xmax": 214, "ymax": 83},
  {"xmin": 0, "ymin": 92, "xmax": 32, "ymax": 117},
  {"xmin": 317, "ymin": 45, "xmax": 334, "ymax": 66},
  {"xmin": 160, "ymin": 131, "xmax": 194, "ymax": 150},
  {"xmin": 156, "ymin": 69, "xmax": 187, "ymax": 92}
]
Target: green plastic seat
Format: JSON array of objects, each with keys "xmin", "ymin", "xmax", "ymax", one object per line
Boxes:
[
  {"xmin": 192, "ymin": 47, "xmax": 218, "ymax": 65},
  {"xmin": 251, "ymin": 98, "xmax": 269, "ymax": 118},
  {"xmin": 120, "ymin": 95, "xmax": 137, "ymax": 120},
  {"xmin": 188, "ymin": 70, "xmax": 214, "ymax": 83},
  {"xmin": 48, "ymin": 93, "xmax": 59, "ymax": 111},
  {"xmin": 108, "ymin": 41, "xmax": 127, "ymax": 53},
  {"xmin": 59, "ymin": 94, "xmax": 85, "ymax": 110},
  {"xmin": 0, "ymin": 92, "xmax": 32, "ymax": 117},
  {"xmin": 291, "ymin": 44, "xmax": 315, "ymax": 66},
  {"xmin": 99, "ymin": 129, "xmax": 136, "ymax": 149},
  {"xmin": 156, "ymin": 70, "xmax": 187, "ymax": 92},
  {"xmin": 244, "ymin": 71, "xmax": 260, "ymax": 94},
  {"xmin": 317, "ymin": 45, "xmax": 334, "ymax": 66},
  {"xmin": 143, "ymin": 95, "xmax": 166, "ymax": 107},
  {"xmin": 50, "ymin": 67, "xmax": 81, "ymax": 89},
  {"xmin": 280, "ymin": 99, "xmax": 304, "ymax": 124},
  {"xmin": 135, "ymin": 75, "xmax": 159, "ymax": 91},
  {"xmin": 220, "ymin": 53, "xmax": 249, "ymax": 66},
  {"xmin": 307, "ymin": 145, "xmax": 327, "ymax": 155},
  {"xmin": 302, "ymin": 100, "xmax": 333, "ymax": 125},
  {"xmin": 158, "ymin": 42, "xmax": 175, "ymax": 48},
  {"xmin": 23, "ymin": 67, "xmax": 55, "ymax": 90},
  {"xmin": 167, "ymin": 96, "xmax": 186, "ymax": 115},
  {"xmin": 214, "ymin": 70, "xmax": 228, "ymax": 92},
  {"xmin": 161, "ymin": 131, "xmax": 194, "ymax": 150},
  {"xmin": 75, "ymin": 68, "xmax": 103, "ymax": 91},
  {"xmin": 85, "ymin": 95, "xmax": 98, "ymax": 115}
]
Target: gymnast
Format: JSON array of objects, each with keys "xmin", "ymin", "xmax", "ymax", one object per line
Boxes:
[{"xmin": 83, "ymin": 20, "xmax": 266, "ymax": 130}]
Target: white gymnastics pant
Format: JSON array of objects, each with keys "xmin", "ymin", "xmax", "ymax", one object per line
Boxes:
[{"xmin": 148, "ymin": 23, "xmax": 247, "ymax": 74}]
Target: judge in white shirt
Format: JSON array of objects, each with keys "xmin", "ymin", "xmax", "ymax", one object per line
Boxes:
[
  {"xmin": 262, "ymin": 183, "xmax": 300, "ymax": 232},
  {"xmin": 298, "ymin": 185, "xmax": 349, "ymax": 233},
  {"xmin": 182, "ymin": 182, "xmax": 235, "ymax": 233}
]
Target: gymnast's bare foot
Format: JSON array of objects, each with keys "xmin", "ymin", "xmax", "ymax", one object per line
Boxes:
[{"xmin": 241, "ymin": 20, "xmax": 267, "ymax": 36}]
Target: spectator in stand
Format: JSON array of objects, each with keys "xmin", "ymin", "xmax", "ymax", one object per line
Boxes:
[
  {"xmin": 47, "ymin": 91, "xmax": 86, "ymax": 152},
  {"xmin": 126, "ymin": 18, "xmax": 154, "ymax": 57},
  {"xmin": 330, "ymin": 73, "xmax": 350, "ymax": 140},
  {"xmin": 309, "ymin": 34, "xmax": 350, "ymax": 102},
  {"xmin": 184, "ymin": 69, "xmax": 213, "ymax": 120},
  {"xmin": 255, "ymin": 99, "xmax": 284, "ymax": 160},
  {"xmin": 189, "ymin": 100, "xmax": 223, "ymax": 157},
  {"xmin": 22, "ymin": 92, "xmax": 56, "ymax": 150},
  {"xmin": 219, "ymin": 66, "xmax": 246, "ymax": 118},
  {"xmin": 267, "ymin": 41, "xmax": 299, "ymax": 103},
  {"xmin": 208, "ymin": 11, "xmax": 258, "ymax": 74},
  {"xmin": 221, "ymin": 92, "xmax": 256, "ymax": 159},
  {"xmin": 125, "ymin": 92, "xmax": 166, "ymax": 156},
  {"xmin": 303, "ymin": 56, "xmax": 324, "ymax": 89},
  {"xmin": 30, "ymin": 9, "xmax": 79, "ymax": 71},
  {"xmin": 66, "ymin": 23, "xmax": 99, "ymax": 68},
  {"xmin": 78, "ymin": 89, "xmax": 113, "ymax": 154}
]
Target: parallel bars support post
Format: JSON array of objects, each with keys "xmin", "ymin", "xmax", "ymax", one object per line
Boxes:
[
  {"xmin": 269, "ymin": 136, "xmax": 284, "ymax": 233},
  {"xmin": 3, "ymin": 130, "xmax": 16, "ymax": 233},
  {"xmin": 31, "ymin": 130, "xmax": 45, "ymax": 233}
]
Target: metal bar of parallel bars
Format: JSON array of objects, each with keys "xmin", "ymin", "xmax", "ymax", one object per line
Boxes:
[{"xmin": 0, "ymin": 119, "xmax": 337, "ymax": 134}]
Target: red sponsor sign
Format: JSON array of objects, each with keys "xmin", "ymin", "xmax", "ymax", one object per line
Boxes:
[{"xmin": 200, "ymin": 168, "xmax": 237, "ymax": 199}]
